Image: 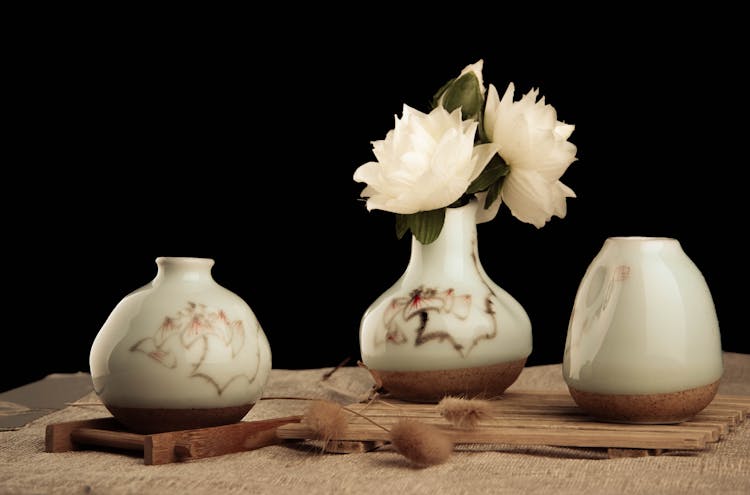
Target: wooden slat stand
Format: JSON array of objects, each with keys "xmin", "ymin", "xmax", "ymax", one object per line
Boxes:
[
  {"xmin": 277, "ymin": 392, "xmax": 750, "ymax": 459},
  {"xmin": 46, "ymin": 416, "xmax": 301, "ymax": 465}
]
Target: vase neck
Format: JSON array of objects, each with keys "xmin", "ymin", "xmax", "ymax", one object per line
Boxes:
[
  {"xmin": 405, "ymin": 202, "xmax": 480, "ymax": 281},
  {"xmin": 153, "ymin": 257, "xmax": 215, "ymax": 284}
]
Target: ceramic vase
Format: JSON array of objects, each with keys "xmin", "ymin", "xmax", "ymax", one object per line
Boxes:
[
  {"xmin": 359, "ymin": 201, "xmax": 532, "ymax": 401},
  {"xmin": 90, "ymin": 257, "xmax": 272, "ymax": 433},
  {"xmin": 563, "ymin": 237, "xmax": 723, "ymax": 423}
]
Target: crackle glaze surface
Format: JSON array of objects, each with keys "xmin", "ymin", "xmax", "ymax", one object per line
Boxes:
[
  {"xmin": 90, "ymin": 257, "xmax": 271, "ymax": 409},
  {"xmin": 360, "ymin": 202, "xmax": 532, "ymax": 372},
  {"xmin": 563, "ymin": 237, "xmax": 723, "ymax": 395}
]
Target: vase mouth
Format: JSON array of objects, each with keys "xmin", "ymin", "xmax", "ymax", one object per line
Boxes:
[
  {"xmin": 156, "ymin": 257, "xmax": 215, "ymax": 267},
  {"xmin": 606, "ymin": 236, "xmax": 677, "ymax": 243}
]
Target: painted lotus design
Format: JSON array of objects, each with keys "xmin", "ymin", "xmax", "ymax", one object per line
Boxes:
[
  {"xmin": 131, "ymin": 301, "xmax": 259, "ymax": 394},
  {"xmin": 379, "ymin": 286, "xmax": 498, "ymax": 357}
]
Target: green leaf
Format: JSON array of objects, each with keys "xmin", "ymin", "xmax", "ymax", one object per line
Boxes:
[
  {"xmin": 477, "ymin": 121, "xmax": 486, "ymax": 144},
  {"xmin": 408, "ymin": 208, "xmax": 446, "ymax": 245},
  {"xmin": 484, "ymin": 177, "xmax": 503, "ymax": 209},
  {"xmin": 477, "ymin": 101, "xmax": 489, "ymax": 143},
  {"xmin": 447, "ymin": 194, "xmax": 471, "ymax": 209},
  {"xmin": 440, "ymin": 72, "xmax": 484, "ymax": 120},
  {"xmin": 466, "ymin": 154, "xmax": 509, "ymax": 194},
  {"xmin": 395, "ymin": 214, "xmax": 409, "ymax": 240}
]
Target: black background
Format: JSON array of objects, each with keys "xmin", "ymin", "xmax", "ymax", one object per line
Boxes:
[{"xmin": 3, "ymin": 11, "xmax": 747, "ymax": 393}]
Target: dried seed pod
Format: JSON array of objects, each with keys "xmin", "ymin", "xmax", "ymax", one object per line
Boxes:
[
  {"xmin": 437, "ymin": 396, "xmax": 492, "ymax": 428},
  {"xmin": 389, "ymin": 419, "xmax": 453, "ymax": 466},
  {"xmin": 302, "ymin": 400, "xmax": 348, "ymax": 442}
]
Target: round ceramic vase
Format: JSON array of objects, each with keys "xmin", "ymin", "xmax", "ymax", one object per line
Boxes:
[
  {"xmin": 359, "ymin": 201, "xmax": 532, "ymax": 401},
  {"xmin": 90, "ymin": 257, "xmax": 272, "ymax": 433},
  {"xmin": 563, "ymin": 237, "xmax": 723, "ymax": 423}
]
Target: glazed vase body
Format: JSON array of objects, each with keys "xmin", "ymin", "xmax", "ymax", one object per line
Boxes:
[
  {"xmin": 563, "ymin": 237, "xmax": 723, "ymax": 422},
  {"xmin": 359, "ymin": 202, "xmax": 532, "ymax": 401},
  {"xmin": 90, "ymin": 257, "xmax": 272, "ymax": 432}
]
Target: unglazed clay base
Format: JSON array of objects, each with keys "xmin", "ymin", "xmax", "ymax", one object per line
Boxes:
[
  {"xmin": 106, "ymin": 403, "xmax": 254, "ymax": 433},
  {"xmin": 369, "ymin": 358, "xmax": 526, "ymax": 402},
  {"xmin": 568, "ymin": 380, "xmax": 720, "ymax": 424}
]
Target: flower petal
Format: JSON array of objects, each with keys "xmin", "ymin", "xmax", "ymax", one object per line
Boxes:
[
  {"xmin": 460, "ymin": 59, "xmax": 485, "ymax": 96},
  {"xmin": 501, "ymin": 170, "xmax": 558, "ymax": 228},
  {"xmin": 474, "ymin": 192, "xmax": 502, "ymax": 224},
  {"xmin": 555, "ymin": 123, "xmax": 575, "ymax": 140},
  {"xmin": 353, "ymin": 161, "xmax": 382, "ymax": 185},
  {"xmin": 470, "ymin": 143, "xmax": 501, "ymax": 183},
  {"xmin": 483, "ymin": 84, "xmax": 501, "ymax": 140}
]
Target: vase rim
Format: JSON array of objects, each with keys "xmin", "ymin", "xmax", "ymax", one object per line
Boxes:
[
  {"xmin": 156, "ymin": 256, "xmax": 215, "ymax": 266},
  {"xmin": 449, "ymin": 200, "xmax": 479, "ymax": 210},
  {"xmin": 606, "ymin": 236, "xmax": 677, "ymax": 243},
  {"xmin": 443, "ymin": 199, "xmax": 479, "ymax": 219}
]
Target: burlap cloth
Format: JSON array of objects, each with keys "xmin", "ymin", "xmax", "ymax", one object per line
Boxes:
[{"xmin": 1, "ymin": 353, "xmax": 748, "ymax": 494}]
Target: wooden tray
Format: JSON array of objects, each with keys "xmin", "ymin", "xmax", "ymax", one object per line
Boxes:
[
  {"xmin": 277, "ymin": 391, "xmax": 750, "ymax": 456},
  {"xmin": 45, "ymin": 416, "xmax": 301, "ymax": 465},
  {"xmin": 45, "ymin": 392, "xmax": 750, "ymax": 463}
]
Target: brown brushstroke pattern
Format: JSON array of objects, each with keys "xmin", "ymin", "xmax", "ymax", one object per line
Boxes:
[
  {"xmin": 129, "ymin": 301, "xmax": 262, "ymax": 395},
  {"xmin": 382, "ymin": 283, "xmax": 499, "ymax": 357},
  {"xmin": 414, "ymin": 310, "xmax": 465, "ymax": 352}
]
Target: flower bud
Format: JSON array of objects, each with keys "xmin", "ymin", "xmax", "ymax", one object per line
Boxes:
[{"xmin": 432, "ymin": 59, "xmax": 486, "ymax": 121}]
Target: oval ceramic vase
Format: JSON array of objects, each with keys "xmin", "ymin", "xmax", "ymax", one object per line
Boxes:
[
  {"xmin": 359, "ymin": 201, "xmax": 532, "ymax": 401},
  {"xmin": 563, "ymin": 237, "xmax": 723, "ymax": 423},
  {"xmin": 90, "ymin": 257, "xmax": 272, "ymax": 433}
]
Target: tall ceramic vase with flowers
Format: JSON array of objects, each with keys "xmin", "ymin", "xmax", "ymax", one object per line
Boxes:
[{"xmin": 354, "ymin": 60, "xmax": 578, "ymax": 401}]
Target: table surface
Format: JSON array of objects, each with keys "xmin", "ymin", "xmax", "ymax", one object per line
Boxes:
[{"xmin": 1, "ymin": 353, "xmax": 749, "ymax": 495}]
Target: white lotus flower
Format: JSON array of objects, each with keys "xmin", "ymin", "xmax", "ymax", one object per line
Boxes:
[
  {"xmin": 481, "ymin": 82, "xmax": 578, "ymax": 228},
  {"xmin": 354, "ymin": 105, "xmax": 497, "ymax": 214}
]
